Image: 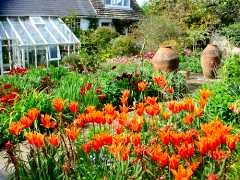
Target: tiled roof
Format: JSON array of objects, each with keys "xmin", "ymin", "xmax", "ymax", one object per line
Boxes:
[{"xmin": 0, "ymin": 0, "xmax": 96, "ymax": 17}]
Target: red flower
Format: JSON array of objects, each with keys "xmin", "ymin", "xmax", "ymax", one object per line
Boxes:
[
  {"xmin": 83, "ymin": 142, "xmax": 92, "ymax": 154},
  {"xmin": 68, "ymin": 102, "xmax": 78, "ymax": 113},
  {"xmin": 128, "ymin": 117, "xmax": 143, "ymax": 132},
  {"xmin": 53, "ymin": 98, "xmax": 64, "ymax": 112},
  {"xmin": 3, "ymin": 84, "xmax": 12, "ymax": 89},
  {"xmin": 64, "ymin": 126, "xmax": 80, "ymax": 141},
  {"xmin": 208, "ymin": 173, "xmax": 218, "ymax": 180},
  {"xmin": 120, "ymin": 90, "xmax": 130, "ymax": 105},
  {"xmin": 200, "ymin": 89, "xmax": 212, "ymax": 100},
  {"xmin": 226, "ymin": 135, "xmax": 238, "ymax": 151},
  {"xmin": 135, "ymin": 103, "xmax": 144, "ymax": 116},
  {"xmin": 131, "ymin": 134, "xmax": 141, "ymax": 147},
  {"xmin": 153, "ymin": 76, "xmax": 167, "ymax": 89},
  {"xmin": 159, "ymin": 131, "xmax": 170, "ymax": 145},
  {"xmin": 41, "ymin": 114, "xmax": 55, "ymax": 129},
  {"xmin": 169, "ymin": 154, "xmax": 180, "ymax": 169},
  {"xmin": 183, "ymin": 113, "xmax": 195, "ymax": 125},
  {"xmin": 20, "ymin": 116, "xmax": 33, "ymax": 128},
  {"xmin": 48, "ymin": 134, "xmax": 60, "ymax": 148},
  {"xmin": 167, "ymin": 87, "xmax": 174, "ymax": 94}
]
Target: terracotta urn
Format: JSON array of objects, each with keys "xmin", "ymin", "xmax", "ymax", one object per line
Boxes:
[
  {"xmin": 201, "ymin": 44, "xmax": 221, "ymax": 79},
  {"xmin": 151, "ymin": 46, "xmax": 179, "ymax": 72}
]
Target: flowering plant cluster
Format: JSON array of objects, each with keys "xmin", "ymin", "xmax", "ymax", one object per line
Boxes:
[
  {"xmin": 5, "ymin": 75, "xmax": 240, "ymax": 179},
  {"xmin": 8, "ymin": 67, "xmax": 28, "ymax": 75},
  {"xmin": 0, "ymin": 83, "xmax": 19, "ymax": 111}
]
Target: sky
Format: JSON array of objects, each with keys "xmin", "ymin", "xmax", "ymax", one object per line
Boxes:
[{"xmin": 136, "ymin": 0, "xmax": 148, "ymax": 6}]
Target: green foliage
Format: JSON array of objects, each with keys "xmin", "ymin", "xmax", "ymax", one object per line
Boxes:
[
  {"xmin": 220, "ymin": 55, "xmax": 240, "ymax": 82},
  {"xmin": 134, "ymin": 15, "xmax": 182, "ymax": 51},
  {"xmin": 92, "ymin": 27, "xmax": 119, "ymax": 49},
  {"xmin": 110, "ymin": 36, "xmax": 140, "ymax": 56},
  {"xmin": 221, "ymin": 23, "xmax": 240, "ymax": 47},
  {"xmin": 179, "ymin": 55, "xmax": 202, "ymax": 73}
]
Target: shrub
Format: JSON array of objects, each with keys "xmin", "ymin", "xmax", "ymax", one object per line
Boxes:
[
  {"xmin": 92, "ymin": 27, "xmax": 119, "ymax": 49},
  {"xmin": 110, "ymin": 36, "xmax": 140, "ymax": 56},
  {"xmin": 221, "ymin": 23, "xmax": 240, "ymax": 46},
  {"xmin": 133, "ymin": 15, "xmax": 182, "ymax": 51},
  {"xmin": 220, "ymin": 55, "xmax": 240, "ymax": 82}
]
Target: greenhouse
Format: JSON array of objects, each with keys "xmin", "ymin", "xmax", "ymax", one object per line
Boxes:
[{"xmin": 0, "ymin": 16, "xmax": 80, "ymax": 75}]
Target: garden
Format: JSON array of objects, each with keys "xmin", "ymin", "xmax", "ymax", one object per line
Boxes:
[{"xmin": 1, "ymin": 0, "xmax": 240, "ymax": 180}]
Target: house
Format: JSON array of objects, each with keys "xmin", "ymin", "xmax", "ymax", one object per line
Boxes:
[{"xmin": 0, "ymin": 0, "xmax": 141, "ymax": 75}]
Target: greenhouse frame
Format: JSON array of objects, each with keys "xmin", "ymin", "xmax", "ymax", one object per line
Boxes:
[{"xmin": 0, "ymin": 16, "xmax": 80, "ymax": 75}]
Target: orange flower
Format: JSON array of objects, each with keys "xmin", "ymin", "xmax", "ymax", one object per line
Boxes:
[
  {"xmin": 120, "ymin": 90, "xmax": 129, "ymax": 105},
  {"xmin": 68, "ymin": 102, "xmax": 78, "ymax": 113},
  {"xmin": 178, "ymin": 143, "xmax": 195, "ymax": 159},
  {"xmin": 169, "ymin": 154, "xmax": 180, "ymax": 169},
  {"xmin": 103, "ymin": 104, "xmax": 116, "ymax": 117},
  {"xmin": 226, "ymin": 135, "xmax": 238, "ymax": 151},
  {"xmin": 162, "ymin": 111, "xmax": 170, "ymax": 120},
  {"xmin": 171, "ymin": 165, "xmax": 193, "ymax": 180},
  {"xmin": 20, "ymin": 116, "xmax": 33, "ymax": 128},
  {"xmin": 199, "ymin": 98, "xmax": 207, "ymax": 109},
  {"xmin": 27, "ymin": 108, "xmax": 39, "ymax": 121},
  {"xmin": 135, "ymin": 103, "xmax": 144, "ymax": 116},
  {"xmin": 85, "ymin": 106, "xmax": 96, "ymax": 113},
  {"xmin": 229, "ymin": 103, "xmax": 237, "ymax": 112},
  {"xmin": 157, "ymin": 152, "xmax": 169, "ymax": 168},
  {"xmin": 64, "ymin": 126, "xmax": 80, "ymax": 141},
  {"xmin": 74, "ymin": 114, "xmax": 85, "ymax": 127},
  {"xmin": 210, "ymin": 150, "xmax": 227, "ymax": 161},
  {"xmin": 153, "ymin": 76, "xmax": 167, "ymax": 89},
  {"xmin": 115, "ymin": 124, "xmax": 124, "ymax": 134},
  {"xmin": 145, "ymin": 96, "xmax": 158, "ymax": 105},
  {"xmin": 183, "ymin": 113, "xmax": 195, "ymax": 125},
  {"xmin": 196, "ymin": 138, "xmax": 208, "ymax": 155},
  {"xmin": 128, "ymin": 116, "xmax": 143, "ymax": 132},
  {"xmin": 170, "ymin": 132, "xmax": 182, "ymax": 146},
  {"xmin": 145, "ymin": 104, "xmax": 161, "ymax": 116},
  {"xmin": 200, "ymin": 89, "xmax": 212, "ymax": 100},
  {"xmin": 120, "ymin": 144, "xmax": 130, "ymax": 161},
  {"xmin": 137, "ymin": 81, "xmax": 147, "ymax": 92},
  {"xmin": 41, "ymin": 114, "xmax": 55, "ymax": 129},
  {"xmin": 25, "ymin": 132, "xmax": 44, "ymax": 148},
  {"xmin": 53, "ymin": 98, "xmax": 64, "ymax": 112},
  {"xmin": 120, "ymin": 105, "xmax": 129, "ymax": 114},
  {"xmin": 48, "ymin": 134, "xmax": 60, "ymax": 148},
  {"xmin": 9, "ymin": 122, "xmax": 23, "ymax": 136},
  {"xmin": 159, "ymin": 131, "xmax": 170, "ymax": 145},
  {"xmin": 195, "ymin": 108, "xmax": 203, "ymax": 118}
]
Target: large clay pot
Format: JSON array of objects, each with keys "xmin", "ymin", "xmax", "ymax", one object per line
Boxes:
[
  {"xmin": 201, "ymin": 44, "xmax": 221, "ymax": 79},
  {"xmin": 151, "ymin": 46, "xmax": 179, "ymax": 72}
]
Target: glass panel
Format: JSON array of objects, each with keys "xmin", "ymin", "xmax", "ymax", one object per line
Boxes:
[
  {"xmin": 9, "ymin": 17, "xmax": 33, "ymax": 45},
  {"xmin": 0, "ymin": 23, "xmax": 7, "ymax": 39},
  {"xmin": 51, "ymin": 18, "xmax": 78, "ymax": 43},
  {"xmin": 49, "ymin": 45, "xmax": 60, "ymax": 60},
  {"xmin": 36, "ymin": 24, "xmax": 56, "ymax": 44},
  {"xmin": 42, "ymin": 17, "xmax": 66, "ymax": 44},
  {"xmin": 30, "ymin": 17, "xmax": 45, "ymax": 25},
  {"xmin": 124, "ymin": 0, "xmax": 129, "ymax": 6},
  {"xmin": 105, "ymin": 0, "xmax": 111, "ymax": 5},
  {"xmin": 20, "ymin": 17, "xmax": 45, "ymax": 45},
  {"xmin": 1, "ymin": 19, "xmax": 16, "ymax": 40}
]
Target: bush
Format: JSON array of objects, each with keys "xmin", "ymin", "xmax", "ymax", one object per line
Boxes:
[
  {"xmin": 220, "ymin": 55, "xmax": 240, "ymax": 82},
  {"xmin": 110, "ymin": 36, "xmax": 140, "ymax": 56},
  {"xmin": 133, "ymin": 15, "xmax": 182, "ymax": 51},
  {"xmin": 221, "ymin": 23, "xmax": 240, "ymax": 46},
  {"xmin": 92, "ymin": 27, "xmax": 119, "ymax": 49}
]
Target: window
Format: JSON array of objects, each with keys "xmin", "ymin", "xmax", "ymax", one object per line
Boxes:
[
  {"xmin": 30, "ymin": 17, "xmax": 45, "ymax": 25},
  {"xmin": 48, "ymin": 46, "xmax": 60, "ymax": 60},
  {"xmin": 105, "ymin": 0, "xmax": 131, "ymax": 8},
  {"xmin": 101, "ymin": 22, "xmax": 111, "ymax": 27}
]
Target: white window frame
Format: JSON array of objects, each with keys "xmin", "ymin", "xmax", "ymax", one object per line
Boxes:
[
  {"xmin": 105, "ymin": 0, "xmax": 131, "ymax": 9},
  {"xmin": 48, "ymin": 45, "xmax": 61, "ymax": 61}
]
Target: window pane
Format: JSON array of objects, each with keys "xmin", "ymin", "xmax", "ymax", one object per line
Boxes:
[
  {"xmin": 9, "ymin": 17, "xmax": 33, "ymax": 45},
  {"xmin": 105, "ymin": 0, "xmax": 111, "ymax": 5},
  {"xmin": 124, "ymin": 0, "xmax": 129, "ymax": 6},
  {"xmin": 50, "ymin": 18, "xmax": 78, "ymax": 43},
  {"xmin": 1, "ymin": 19, "xmax": 16, "ymax": 40},
  {"xmin": 42, "ymin": 17, "xmax": 66, "ymax": 44},
  {"xmin": 36, "ymin": 25, "xmax": 57, "ymax": 44},
  {"xmin": 20, "ymin": 17, "xmax": 45, "ymax": 45}
]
